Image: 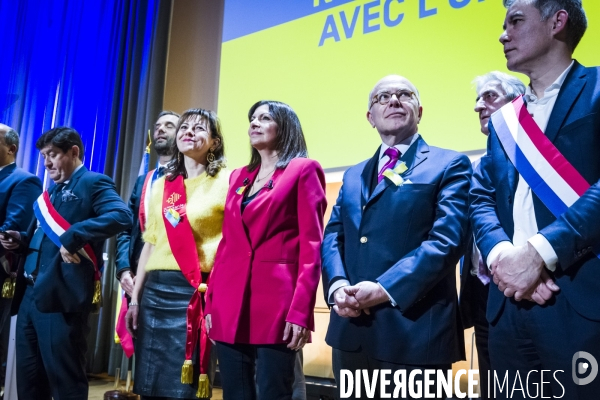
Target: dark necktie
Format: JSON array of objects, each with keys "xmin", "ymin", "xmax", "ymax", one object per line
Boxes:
[
  {"xmin": 23, "ymin": 228, "xmax": 44, "ymax": 276},
  {"xmin": 378, "ymin": 147, "xmax": 401, "ymax": 183},
  {"xmin": 51, "ymin": 182, "xmax": 66, "ymax": 203},
  {"xmin": 156, "ymin": 166, "xmax": 165, "ymax": 179}
]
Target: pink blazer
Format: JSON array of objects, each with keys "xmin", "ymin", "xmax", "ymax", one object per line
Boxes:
[{"xmin": 205, "ymin": 158, "xmax": 326, "ymax": 344}]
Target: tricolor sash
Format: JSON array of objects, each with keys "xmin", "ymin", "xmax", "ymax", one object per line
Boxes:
[
  {"xmin": 115, "ymin": 289, "xmax": 134, "ymax": 358},
  {"xmin": 163, "ymin": 175, "xmax": 211, "ymax": 397},
  {"xmin": 116, "ymin": 168, "xmax": 161, "ymax": 357},
  {"xmin": 491, "ymin": 95, "xmax": 600, "ymax": 259},
  {"xmin": 32, "ymin": 191, "xmax": 102, "ymax": 301},
  {"xmin": 139, "ymin": 168, "xmax": 161, "ymax": 232}
]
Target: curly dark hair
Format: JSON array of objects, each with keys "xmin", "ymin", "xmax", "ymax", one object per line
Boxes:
[{"xmin": 36, "ymin": 126, "xmax": 84, "ymax": 160}]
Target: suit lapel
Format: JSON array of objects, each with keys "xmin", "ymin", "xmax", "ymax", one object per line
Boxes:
[
  {"xmin": 365, "ymin": 136, "xmax": 428, "ymax": 206},
  {"xmin": 235, "ymin": 166, "xmax": 264, "ymax": 246},
  {"xmin": 0, "ymin": 163, "xmax": 16, "ymax": 182},
  {"xmin": 360, "ymin": 147, "xmax": 380, "ymax": 207},
  {"xmin": 545, "ymin": 61, "xmax": 587, "ymax": 143},
  {"xmin": 55, "ymin": 166, "xmax": 86, "ymax": 211}
]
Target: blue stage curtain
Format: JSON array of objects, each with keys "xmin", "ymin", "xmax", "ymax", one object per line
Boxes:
[{"xmin": 0, "ymin": 0, "xmax": 172, "ymax": 374}]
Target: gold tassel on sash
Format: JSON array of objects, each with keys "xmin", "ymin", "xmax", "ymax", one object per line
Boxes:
[
  {"xmin": 91, "ymin": 280, "xmax": 102, "ymax": 314},
  {"xmin": 196, "ymin": 374, "xmax": 210, "ymax": 398},
  {"xmin": 92, "ymin": 280, "xmax": 102, "ymax": 304},
  {"xmin": 181, "ymin": 359, "xmax": 194, "ymax": 384},
  {"xmin": 1, "ymin": 278, "xmax": 15, "ymax": 298}
]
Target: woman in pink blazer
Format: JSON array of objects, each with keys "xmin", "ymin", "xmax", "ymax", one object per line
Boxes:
[{"xmin": 205, "ymin": 100, "xmax": 326, "ymax": 400}]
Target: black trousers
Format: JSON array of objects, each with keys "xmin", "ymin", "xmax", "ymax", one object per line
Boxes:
[
  {"xmin": 332, "ymin": 348, "xmax": 451, "ymax": 400},
  {"xmin": 471, "ymin": 278, "xmax": 491, "ymax": 400},
  {"xmin": 216, "ymin": 341, "xmax": 296, "ymax": 400},
  {"xmin": 489, "ymin": 293, "xmax": 600, "ymax": 400},
  {"xmin": 16, "ymin": 285, "xmax": 90, "ymax": 400}
]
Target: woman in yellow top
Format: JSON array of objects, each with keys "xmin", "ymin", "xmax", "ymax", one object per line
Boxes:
[{"xmin": 126, "ymin": 108, "xmax": 229, "ymax": 400}]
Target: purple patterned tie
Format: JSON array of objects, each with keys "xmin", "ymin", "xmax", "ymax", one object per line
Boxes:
[{"xmin": 378, "ymin": 147, "xmax": 401, "ymax": 183}]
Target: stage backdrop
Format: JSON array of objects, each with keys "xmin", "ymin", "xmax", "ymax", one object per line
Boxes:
[{"xmin": 217, "ymin": 0, "xmax": 600, "ymax": 170}]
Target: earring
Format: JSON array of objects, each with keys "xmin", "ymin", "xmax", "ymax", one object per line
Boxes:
[{"xmin": 207, "ymin": 150, "xmax": 215, "ymax": 163}]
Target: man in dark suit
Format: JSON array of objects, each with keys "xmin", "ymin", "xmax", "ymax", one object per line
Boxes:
[
  {"xmin": 322, "ymin": 75, "xmax": 471, "ymax": 399},
  {"xmin": 459, "ymin": 71, "xmax": 524, "ymax": 400},
  {"xmin": 470, "ymin": 1, "xmax": 600, "ymax": 398},
  {"xmin": 0, "ymin": 123, "xmax": 42, "ymax": 387},
  {"xmin": 115, "ymin": 110, "xmax": 179, "ymax": 295},
  {"xmin": 0, "ymin": 127, "xmax": 132, "ymax": 400}
]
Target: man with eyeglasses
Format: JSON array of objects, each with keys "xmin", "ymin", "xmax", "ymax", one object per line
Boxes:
[
  {"xmin": 322, "ymin": 74, "xmax": 472, "ymax": 399},
  {"xmin": 459, "ymin": 71, "xmax": 525, "ymax": 400}
]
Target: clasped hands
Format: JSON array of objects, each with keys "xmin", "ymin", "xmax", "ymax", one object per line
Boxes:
[
  {"xmin": 333, "ymin": 281, "xmax": 389, "ymax": 318},
  {"xmin": 491, "ymin": 242, "xmax": 560, "ymax": 305}
]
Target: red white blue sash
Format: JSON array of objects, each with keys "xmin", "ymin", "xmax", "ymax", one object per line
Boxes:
[
  {"xmin": 33, "ymin": 192, "xmax": 101, "ymax": 274},
  {"xmin": 491, "ymin": 95, "xmax": 599, "ymax": 259},
  {"xmin": 139, "ymin": 168, "xmax": 161, "ymax": 232}
]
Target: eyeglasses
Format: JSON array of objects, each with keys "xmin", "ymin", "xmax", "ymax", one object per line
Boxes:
[{"xmin": 370, "ymin": 90, "xmax": 416, "ymax": 108}]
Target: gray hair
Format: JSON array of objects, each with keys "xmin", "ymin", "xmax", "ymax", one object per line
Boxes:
[
  {"xmin": 503, "ymin": 0, "xmax": 587, "ymax": 51},
  {"xmin": 473, "ymin": 71, "xmax": 526, "ymax": 101},
  {"xmin": 0, "ymin": 124, "xmax": 19, "ymax": 153}
]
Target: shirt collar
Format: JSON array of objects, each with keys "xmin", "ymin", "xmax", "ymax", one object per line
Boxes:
[
  {"xmin": 379, "ymin": 133, "xmax": 419, "ymax": 160},
  {"xmin": 525, "ymin": 60, "xmax": 574, "ymax": 102},
  {"xmin": 61, "ymin": 164, "xmax": 84, "ymax": 185},
  {"xmin": 0, "ymin": 162, "xmax": 15, "ymax": 172}
]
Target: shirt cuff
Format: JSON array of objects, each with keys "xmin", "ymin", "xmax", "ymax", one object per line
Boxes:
[
  {"xmin": 486, "ymin": 241, "xmax": 513, "ymax": 271},
  {"xmin": 377, "ymin": 282, "xmax": 397, "ymax": 307},
  {"xmin": 328, "ymin": 279, "xmax": 350, "ymax": 305},
  {"xmin": 528, "ymin": 234, "xmax": 558, "ymax": 272}
]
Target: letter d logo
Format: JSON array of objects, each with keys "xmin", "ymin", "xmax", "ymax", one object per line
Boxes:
[{"xmin": 572, "ymin": 351, "xmax": 598, "ymax": 385}]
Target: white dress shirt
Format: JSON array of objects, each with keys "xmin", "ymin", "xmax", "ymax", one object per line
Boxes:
[
  {"xmin": 487, "ymin": 61, "xmax": 575, "ymax": 271},
  {"xmin": 328, "ymin": 133, "xmax": 420, "ymax": 305}
]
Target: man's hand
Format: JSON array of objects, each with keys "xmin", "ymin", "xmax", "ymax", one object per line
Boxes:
[
  {"xmin": 119, "ymin": 271, "xmax": 135, "ymax": 296},
  {"xmin": 332, "ymin": 287, "xmax": 361, "ymax": 318},
  {"xmin": 125, "ymin": 303, "xmax": 139, "ymax": 338},
  {"xmin": 492, "ymin": 242, "xmax": 544, "ymax": 299},
  {"xmin": 522, "ymin": 269, "xmax": 560, "ymax": 305},
  {"xmin": 343, "ymin": 281, "xmax": 389, "ymax": 315},
  {"xmin": 283, "ymin": 322, "xmax": 310, "ymax": 351},
  {"xmin": 0, "ymin": 231, "xmax": 21, "ymax": 250},
  {"xmin": 60, "ymin": 246, "xmax": 81, "ymax": 264}
]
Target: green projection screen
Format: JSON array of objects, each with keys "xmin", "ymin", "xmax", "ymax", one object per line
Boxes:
[{"xmin": 217, "ymin": 0, "xmax": 600, "ymax": 170}]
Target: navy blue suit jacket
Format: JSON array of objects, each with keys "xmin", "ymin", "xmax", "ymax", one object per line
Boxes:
[
  {"xmin": 470, "ymin": 62, "xmax": 600, "ymax": 322},
  {"xmin": 12, "ymin": 166, "xmax": 132, "ymax": 314},
  {"xmin": 322, "ymin": 136, "xmax": 471, "ymax": 365},
  {"xmin": 0, "ymin": 164, "xmax": 42, "ymax": 233},
  {"xmin": 0, "ymin": 163, "xmax": 42, "ymax": 275},
  {"xmin": 115, "ymin": 173, "xmax": 146, "ymax": 278}
]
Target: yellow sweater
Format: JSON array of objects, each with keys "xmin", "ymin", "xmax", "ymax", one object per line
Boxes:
[{"xmin": 142, "ymin": 170, "xmax": 230, "ymax": 273}]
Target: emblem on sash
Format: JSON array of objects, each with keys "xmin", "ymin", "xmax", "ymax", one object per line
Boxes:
[{"xmin": 167, "ymin": 192, "xmax": 181, "ymax": 205}]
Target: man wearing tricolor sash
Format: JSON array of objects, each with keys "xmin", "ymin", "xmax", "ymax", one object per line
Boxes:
[
  {"xmin": 470, "ymin": 1, "xmax": 600, "ymax": 398},
  {"xmin": 114, "ymin": 111, "xmax": 179, "ymax": 358},
  {"xmin": 115, "ymin": 110, "xmax": 180, "ymax": 294},
  {"xmin": 0, "ymin": 127, "xmax": 132, "ymax": 400},
  {"xmin": 0, "ymin": 124, "xmax": 42, "ymax": 389}
]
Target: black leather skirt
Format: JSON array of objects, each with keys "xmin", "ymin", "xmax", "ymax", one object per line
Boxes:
[{"xmin": 133, "ymin": 270, "xmax": 201, "ymax": 399}]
